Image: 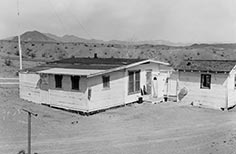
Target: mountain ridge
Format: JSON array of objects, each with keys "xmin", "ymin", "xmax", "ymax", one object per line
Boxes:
[{"xmin": 4, "ymin": 30, "xmax": 191, "ymax": 46}]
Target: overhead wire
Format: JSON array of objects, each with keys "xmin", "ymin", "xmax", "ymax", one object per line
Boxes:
[{"xmin": 47, "ymin": 0, "xmax": 68, "ymax": 36}]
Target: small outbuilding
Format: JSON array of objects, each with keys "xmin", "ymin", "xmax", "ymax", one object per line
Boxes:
[
  {"xmin": 170, "ymin": 60, "xmax": 236, "ymax": 110},
  {"xmin": 19, "ymin": 57, "xmax": 172, "ymax": 114}
]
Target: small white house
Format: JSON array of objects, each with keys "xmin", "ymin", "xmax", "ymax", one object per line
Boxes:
[
  {"xmin": 19, "ymin": 57, "xmax": 172, "ymax": 114},
  {"xmin": 170, "ymin": 60, "xmax": 236, "ymax": 110}
]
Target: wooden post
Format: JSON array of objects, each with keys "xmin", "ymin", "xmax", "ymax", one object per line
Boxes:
[
  {"xmin": 22, "ymin": 109, "xmax": 37, "ymax": 154},
  {"xmin": 176, "ymin": 71, "xmax": 180, "ymax": 102},
  {"xmin": 225, "ymin": 77, "xmax": 228, "ymax": 111},
  {"xmin": 28, "ymin": 112, "xmax": 31, "ymax": 154},
  {"xmin": 18, "ymin": 35, "xmax": 23, "ymax": 70}
]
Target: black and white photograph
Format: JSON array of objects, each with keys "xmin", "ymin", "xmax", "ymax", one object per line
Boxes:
[{"xmin": 0, "ymin": 0, "xmax": 236, "ymax": 154}]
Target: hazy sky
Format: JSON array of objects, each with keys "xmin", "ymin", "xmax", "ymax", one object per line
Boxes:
[{"xmin": 0, "ymin": 0, "xmax": 235, "ymax": 43}]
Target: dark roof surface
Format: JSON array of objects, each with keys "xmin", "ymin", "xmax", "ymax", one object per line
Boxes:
[
  {"xmin": 22, "ymin": 57, "xmax": 147, "ymax": 72},
  {"xmin": 175, "ymin": 60, "xmax": 236, "ymax": 72}
]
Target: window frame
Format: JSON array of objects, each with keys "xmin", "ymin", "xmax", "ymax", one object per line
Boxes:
[
  {"xmin": 102, "ymin": 75, "xmax": 110, "ymax": 89},
  {"xmin": 128, "ymin": 70, "xmax": 141, "ymax": 94},
  {"xmin": 200, "ymin": 74, "xmax": 211, "ymax": 89},
  {"xmin": 71, "ymin": 76, "xmax": 80, "ymax": 90},
  {"xmin": 55, "ymin": 75, "xmax": 63, "ymax": 89},
  {"xmin": 234, "ymin": 75, "xmax": 236, "ymax": 89}
]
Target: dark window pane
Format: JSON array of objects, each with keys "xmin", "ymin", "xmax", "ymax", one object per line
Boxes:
[
  {"xmin": 102, "ymin": 76, "xmax": 110, "ymax": 88},
  {"xmin": 55, "ymin": 75, "xmax": 63, "ymax": 88},
  {"xmin": 71, "ymin": 76, "xmax": 80, "ymax": 90},
  {"xmin": 200, "ymin": 74, "xmax": 211, "ymax": 89}
]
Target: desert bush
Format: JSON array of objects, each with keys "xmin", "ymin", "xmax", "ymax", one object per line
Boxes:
[
  {"xmin": 17, "ymin": 150, "xmax": 25, "ymax": 154},
  {"xmin": 15, "ymin": 51, "xmax": 19, "ymax": 56},
  {"xmin": 4, "ymin": 58, "xmax": 12, "ymax": 66}
]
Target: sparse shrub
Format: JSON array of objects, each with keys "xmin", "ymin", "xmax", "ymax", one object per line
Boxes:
[
  {"xmin": 197, "ymin": 52, "xmax": 200, "ymax": 56},
  {"xmin": 30, "ymin": 53, "xmax": 36, "ymax": 58},
  {"xmin": 14, "ymin": 46, "xmax": 17, "ymax": 49},
  {"xmin": 94, "ymin": 45, "xmax": 96, "ymax": 47},
  {"xmin": 84, "ymin": 44, "xmax": 88, "ymax": 47},
  {"xmin": 17, "ymin": 150, "xmax": 25, "ymax": 154},
  {"xmin": 31, "ymin": 44, "xmax": 35, "ymax": 46},
  {"xmin": 89, "ymin": 48, "xmax": 92, "ymax": 51},
  {"xmin": 15, "ymin": 51, "xmax": 19, "ymax": 56},
  {"xmin": 4, "ymin": 58, "xmax": 12, "ymax": 66},
  {"xmin": 65, "ymin": 46, "xmax": 68, "ymax": 49}
]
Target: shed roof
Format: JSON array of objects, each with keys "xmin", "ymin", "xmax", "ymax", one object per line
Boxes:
[
  {"xmin": 175, "ymin": 60, "xmax": 236, "ymax": 73},
  {"xmin": 21, "ymin": 58, "xmax": 170, "ymax": 77},
  {"xmin": 38, "ymin": 68, "xmax": 104, "ymax": 76},
  {"xmin": 22, "ymin": 57, "xmax": 147, "ymax": 73}
]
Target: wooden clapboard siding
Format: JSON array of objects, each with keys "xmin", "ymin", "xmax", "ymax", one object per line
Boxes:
[
  {"xmin": 227, "ymin": 68, "xmax": 236, "ymax": 107},
  {"xmin": 19, "ymin": 73, "xmax": 41, "ymax": 103},
  {"xmin": 87, "ymin": 70, "xmax": 125, "ymax": 111},
  {"xmin": 124, "ymin": 63, "xmax": 161, "ymax": 103},
  {"xmin": 48, "ymin": 74, "xmax": 88, "ymax": 111},
  {"xmin": 48, "ymin": 89, "xmax": 88, "ymax": 111},
  {"xmin": 177, "ymin": 72, "xmax": 227, "ymax": 109}
]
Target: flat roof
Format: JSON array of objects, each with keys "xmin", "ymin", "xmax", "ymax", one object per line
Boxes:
[
  {"xmin": 175, "ymin": 60, "xmax": 236, "ymax": 73},
  {"xmin": 21, "ymin": 58, "xmax": 170, "ymax": 76},
  {"xmin": 38, "ymin": 68, "xmax": 104, "ymax": 76}
]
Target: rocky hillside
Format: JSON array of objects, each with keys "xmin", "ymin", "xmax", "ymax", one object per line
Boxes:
[{"xmin": 0, "ymin": 30, "xmax": 236, "ymax": 71}]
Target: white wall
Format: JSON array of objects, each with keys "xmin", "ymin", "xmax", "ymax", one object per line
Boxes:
[
  {"xmin": 227, "ymin": 68, "xmax": 236, "ymax": 108},
  {"xmin": 48, "ymin": 74, "xmax": 88, "ymax": 111},
  {"xmin": 172, "ymin": 71, "xmax": 228, "ymax": 109},
  {"xmin": 87, "ymin": 70, "xmax": 125, "ymax": 111},
  {"xmin": 124, "ymin": 63, "xmax": 167, "ymax": 103},
  {"xmin": 19, "ymin": 72, "xmax": 41, "ymax": 103}
]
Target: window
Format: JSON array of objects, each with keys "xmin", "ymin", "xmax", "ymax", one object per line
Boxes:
[
  {"xmin": 71, "ymin": 76, "xmax": 80, "ymax": 90},
  {"xmin": 128, "ymin": 70, "xmax": 140, "ymax": 94},
  {"xmin": 102, "ymin": 75, "xmax": 110, "ymax": 88},
  {"xmin": 55, "ymin": 75, "xmax": 63, "ymax": 88},
  {"xmin": 200, "ymin": 74, "xmax": 211, "ymax": 89},
  {"xmin": 234, "ymin": 75, "xmax": 236, "ymax": 89}
]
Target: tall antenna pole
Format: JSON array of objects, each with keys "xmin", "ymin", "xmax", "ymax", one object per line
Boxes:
[{"xmin": 17, "ymin": 0, "xmax": 23, "ymax": 70}]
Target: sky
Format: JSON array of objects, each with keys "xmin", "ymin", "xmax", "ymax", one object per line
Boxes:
[{"xmin": 0, "ymin": 0, "xmax": 235, "ymax": 43}]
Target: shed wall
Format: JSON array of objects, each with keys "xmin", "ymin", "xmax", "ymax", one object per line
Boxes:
[
  {"xmin": 173, "ymin": 71, "xmax": 227, "ymax": 109},
  {"xmin": 19, "ymin": 73, "xmax": 41, "ymax": 103},
  {"xmin": 47, "ymin": 74, "xmax": 88, "ymax": 111},
  {"xmin": 87, "ymin": 70, "xmax": 125, "ymax": 111},
  {"xmin": 227, "ymin": 68, "xmax": 236, "ymax": 108},
  {"xmin": 124, "ymin": 63, "xmax": 168, "ymax": 103}
]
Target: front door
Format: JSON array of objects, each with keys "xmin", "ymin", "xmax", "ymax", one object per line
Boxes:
[
  {"xmin": 152, "ymin": 73, "xmax": 168, "ymax": 98},
  {"xmin": 146, "ymin": 70, "xmax": 152, "ymax": 95}
]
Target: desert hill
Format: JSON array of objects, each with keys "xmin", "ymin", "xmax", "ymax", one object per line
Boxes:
[
  {"xmin": 1, "ymin": 30, "xmax": 236, "ymax": 77},
  {"xmin": 12, "ymin": 30, "xmax": 56, "ymax": 42}
]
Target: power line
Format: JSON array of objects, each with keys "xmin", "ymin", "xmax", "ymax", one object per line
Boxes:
[{"xmin": 47, "ymin": 0, "xmax": 68, "ymax": 35}]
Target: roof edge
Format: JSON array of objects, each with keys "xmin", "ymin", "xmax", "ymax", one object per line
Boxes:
[{"xmin": 88, "ymin": 59, "xmax": 170, "ymax": 77}]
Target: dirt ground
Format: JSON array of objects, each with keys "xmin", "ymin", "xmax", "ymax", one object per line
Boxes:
[{"xmin": 1, "ymin": 86, "xmax": 236, "ymax": 154}]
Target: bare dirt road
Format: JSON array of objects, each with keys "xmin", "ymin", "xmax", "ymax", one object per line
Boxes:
[{"xmin": 1, "ymin": 87, "xmax": 236, "ymax": 154}]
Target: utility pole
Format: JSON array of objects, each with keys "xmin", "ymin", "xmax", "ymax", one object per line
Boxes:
[
  {"xmin": 22, "ymin": 109, "xmax": 37, "ymax": 154},
  {"xmin": 17, "ymin": 0, "xmax": 23, "ymax": 70}
]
